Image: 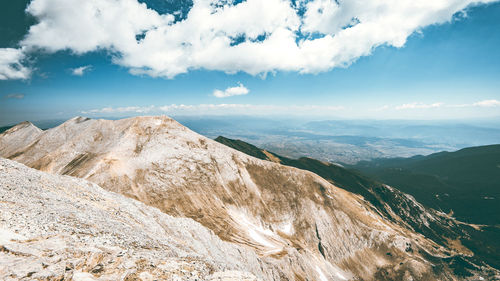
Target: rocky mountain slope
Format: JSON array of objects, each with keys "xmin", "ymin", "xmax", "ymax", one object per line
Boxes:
[
  {"xmin": 0, "ymin": 158, "xmax": 276, "ymax": 280},
  {"xmin": 351, "ymin": 145, "xmax": 500, "ymax": 271},
  {"xmin": 1, "ymin": 116, "xmax": 497, "ymax": 280},
  {"xmin": 0, "ymin": 121, "xmax": 42, "ymax": 157},
  {"xmin": 215, "ymin": 136, "xmax": 500, "ymax": 275}
]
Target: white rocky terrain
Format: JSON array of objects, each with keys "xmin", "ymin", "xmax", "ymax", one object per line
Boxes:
[
  {"xmin": 0, "ymin": 116, "xmax": 489, "ymax": 280},
  {"xmin": 0, "ymin": 158, "xmax": 274, "ymax": 280},
  {"xmin": 0, "ymin": 121, "xmax": 42, "ymax": 157}
]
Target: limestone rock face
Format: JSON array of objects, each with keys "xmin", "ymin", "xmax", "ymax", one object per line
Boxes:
[
  {"xmin": 0, "ymin": 116, "xmax": 482, "ymax": 280},
  {"xmin": 0, "ymin": 158, "xmax": 276, "ymax": 280}
]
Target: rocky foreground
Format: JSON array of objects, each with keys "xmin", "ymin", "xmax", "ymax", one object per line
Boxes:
[
  {"xmin": 0, "ymin": 158, "xmax": 277, "ymax": 280},
  {"xmin": 1, "ymin": 116, "xmax": 498, "ymax": 280}
]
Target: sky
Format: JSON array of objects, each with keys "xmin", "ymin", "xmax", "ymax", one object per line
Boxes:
[{"xmin": 0, "ymin": 0, "xmax": 500, "ymax": 126}]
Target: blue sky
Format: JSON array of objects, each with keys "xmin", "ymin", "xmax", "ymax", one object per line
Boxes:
[{"xmin": 1, "ymin": 0, "xmax": 500, "ymax": 125}]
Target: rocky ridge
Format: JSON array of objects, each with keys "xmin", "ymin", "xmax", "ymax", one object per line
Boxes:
[
  {"xmin": 213, "ymin": 136, "xmax": 489, "ymax": 267},
  {"xmin": 0, "ymin": 116, "xmax": 492, "ymax": 280}
]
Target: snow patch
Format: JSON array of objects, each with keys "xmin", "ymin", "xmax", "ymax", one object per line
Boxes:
[
  {"xmin": 248, "ymin": 228, "xmax": 277, "ymax": 249},
  {"xmin": 280, "ymin": 222, "xmax": 293, "ymax": 235},
  {"xmin": 319, "ymin": 263, "xmax": 349, "ymax": 281},
  {"xmin": 334, "ymin": 270, "xmax": 348, "ymax": 280},
  {"xmin": 72, "ymin": 271, "xmax": 97, "ymax": 281},
  {"xmin": 228, "ymin": 207, "xmax": 283, "ymax": 254},
  {"xmin": 316, "ymin": 266, "xmax": 329, "ymax": 281}
]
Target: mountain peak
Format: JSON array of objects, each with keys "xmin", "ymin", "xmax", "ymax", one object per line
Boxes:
[
  {"xmin": 3, "ymin": 120, "xmax": 39, "ymax": 133},
  {"xmin": 0, "ymin": 116, "xmax": 485, "ymax": 280},
  {"xmin": 68, "ymin": 116, "xmax": 92, "ymax": 123},
  {"xmin": 0, "ymin": 121, "xmax": 42, "ymax": 158}
]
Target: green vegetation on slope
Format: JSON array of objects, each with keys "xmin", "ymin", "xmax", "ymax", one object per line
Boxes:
[
  {"xmin": 351, "ymin": 144, "xmax": 500, "ymax": 270},
  {"xmin": 352, "ymin": 144, "xmax": 500, "ymax": 225}
]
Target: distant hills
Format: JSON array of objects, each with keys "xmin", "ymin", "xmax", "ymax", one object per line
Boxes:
[
  {"xmin": 0, "ymin": 125, "xmax": 12, "ymax": 134},
  {"xmin": 351, "ymin": 144, "xmax": 500, "ymax": 225},
  {"xmin": 183, "ymin": 116, "xmax": 500, "ymax": 164},
  {"xmin": 350, "ymin": 145, "xmax": 500, "ymax": 271}
]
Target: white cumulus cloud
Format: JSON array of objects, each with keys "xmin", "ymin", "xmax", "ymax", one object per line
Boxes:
[
  {"xmin": 71, "ymin": 65, "xmax": 92, "ymax": 76},
  {"xmin": 213, "ymin": 83, "xmax": 250, "ymax": 98},
  {"xmin": 0, "ymin": 48, "xmax": 31, "ymax": 80},
  {"xmin": 16, "ymin": 0, "xmax": 497, "ymax": 79}
]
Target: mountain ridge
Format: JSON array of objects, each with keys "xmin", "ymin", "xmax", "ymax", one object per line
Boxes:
[
  {"xmin": 1, "ymin": 116, "xmax": 498, "ymax": 280},
  {"xmin": 214, "ymin": 135, "xmax": 500, "ymax": 273}
]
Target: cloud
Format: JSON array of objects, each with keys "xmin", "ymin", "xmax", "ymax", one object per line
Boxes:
[
  {"xmin": 390, "ymin": 99, "xmax": 500, "ymax": 110},
  {"xmin": 0, "ymin": 48, "xmax": 31, "ymax": 80},
  {"xmin": 17, "ymin": 0, "xmax": 497, "ymax": 79},
  {"xmin": 375, "ymin": 105, "xmax": 390, "ymax": 111},
  {"xmin": 213, "ymin": 83, "xmax": 249, "ymax": 98},
  {"xmin": 81, "ymin": 105, "xmax": 154, "ymax": 114},
  {"xmin": 471, "ymin": 99, "xmax": 500, "ymax": 107},
  {"xmin": 3, "ymin": 93, "xmax": 25, "ymax": 99},
  {"xmin": 71, "ymin": 65, "xmax": 92, "ymax": 76},
  {"xmin": 81, "ymin": 104, "xmax": 344, "ymax": 116},
  {"xmin": 395, "ymin": 102, "xmax": 443, "ymax": 110}
]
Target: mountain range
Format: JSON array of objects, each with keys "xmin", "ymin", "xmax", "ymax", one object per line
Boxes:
[{"xmin": 0, "ymin": 116, "xmax": 499, "ymax": 280}]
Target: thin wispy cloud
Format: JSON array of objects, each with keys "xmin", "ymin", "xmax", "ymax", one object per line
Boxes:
[
  {"xmin": 213, "ymin": 83, "xmax": 249, "ymax": 98},
  {"xmin": 81, "ymin": 104, "xmax": 344, "ymax": 116},
  {"xmin": 81, "ymin": 99, "xmax": 500, "ymax": 116},
  {"xmin": 386, "ymin": 100, "xmax": 500, "ymax": 110},
  {"xmin": 0, "ymin": 0, "xmax": 492, "ymax": 79},
  {"xmin": 395, "ymin": 102, "xmax": 444, "ymax": 110},
  {"xmin": 471, "ymin": 99, "xmax": 500, "ymax": 107},
  {"xmin": 81, "ymin": 106, "xmax": 154, "ymax": 114},
  {"xmin": 71, "ymin": 65, "xmax": 92, "ymax": 76},
  {"xmin": 3, "ymin": 94, "xmax": 25, "ymax": 99},
  {"xmin": 375, "ymin": 105, "xmax": 390, "ymax": 112}
]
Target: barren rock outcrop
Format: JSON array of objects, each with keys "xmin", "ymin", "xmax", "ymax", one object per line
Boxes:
[{"xmin": 0, "ymin": 158, "xmax": 278, "ymax": 280}]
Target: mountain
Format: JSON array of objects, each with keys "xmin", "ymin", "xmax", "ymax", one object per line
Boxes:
[
  {"xmin": 215, "ymin": 136, "xmax": 500, "ymax": 273},
  {"xmin": 0, "ymin": 157, "xmax": 275, "ymax": 280},
  {"xmin": 352, "ymin": 145, "xmax": 500, "ymax": 225},
  {"xmin": 0, "ymin": 121, "xmax": 42, "ymax": 157},
  {"xmin": 350, "ymin": 145, "xmax": 500, "ymax": 273},
  {"xmin": 1, "ymin": 116, "xmax": 498, "ymax": 280}
]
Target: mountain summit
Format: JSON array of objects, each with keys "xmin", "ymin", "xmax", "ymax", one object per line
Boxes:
[{"xmin": 1, "ymin": 116, "xmax": 496, "ymax": 280}]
